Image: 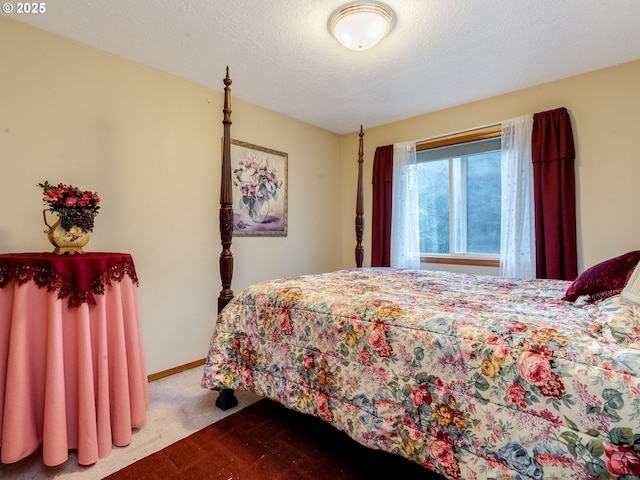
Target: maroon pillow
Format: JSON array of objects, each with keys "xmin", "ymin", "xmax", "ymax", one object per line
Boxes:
[{"xmin": 563, "ymin": 251, "xmax": 640, "ymax": 302}]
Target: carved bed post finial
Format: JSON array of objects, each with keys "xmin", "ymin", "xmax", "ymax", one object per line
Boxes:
[
  {"xmin": 355, "ymin": 125, "xmax": 365, "ymax": 268},
  {"xmin": 219, "ymin": 66, "xmax": 234, "ymax": 314}
]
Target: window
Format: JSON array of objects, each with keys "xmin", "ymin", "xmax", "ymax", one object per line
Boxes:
[{"xmin": 416, "ymin": 129, "xmax": 502, "ymax": 265}]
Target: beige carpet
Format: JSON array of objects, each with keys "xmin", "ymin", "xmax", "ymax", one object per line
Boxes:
[{"xmin": 0, "ymin": 367, "xmax": 259, "ymax": 479}]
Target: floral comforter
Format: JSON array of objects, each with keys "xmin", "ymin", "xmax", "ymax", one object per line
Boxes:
[{"xmin": 202, "ymin": 268, "xmax": 640, "ymax": 480}]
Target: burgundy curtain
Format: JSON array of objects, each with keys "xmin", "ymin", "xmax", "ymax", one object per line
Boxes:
[
  {"xmin": 532, "ymin": 107, "xmax": 578, "ymax": 280},
  {"xmin": 371, "ymin": 145, "xmax": 394, "ymax": 267}
]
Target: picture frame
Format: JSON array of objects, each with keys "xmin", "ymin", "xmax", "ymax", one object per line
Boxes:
[{"xmin": 230, "ymin": 139, "xmax": 288, "ymax": 236}]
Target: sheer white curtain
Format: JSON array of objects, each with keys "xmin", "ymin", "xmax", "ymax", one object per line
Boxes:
[
  {"xmin": 500, "ymin": 114, "xmax": 536, "ymax": 278},
  {"xmin": 391, "ymin": 141, "xmax": 421, "ymax": 269}
]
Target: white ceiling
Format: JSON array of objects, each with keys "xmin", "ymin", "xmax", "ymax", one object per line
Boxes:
[{"xmin": 11, "ymin": 0, "xmax": 640, "ymax": 134}]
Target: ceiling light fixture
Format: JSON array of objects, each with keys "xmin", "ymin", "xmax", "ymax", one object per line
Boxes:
[{"xmin": 329, "ymin": 2, "xmax": 393, "ymax": 51}]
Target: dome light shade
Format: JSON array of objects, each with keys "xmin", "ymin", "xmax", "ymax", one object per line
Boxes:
[{"xmin": 329, "ymin": 3, "xmax": 393, "ymax": 51}]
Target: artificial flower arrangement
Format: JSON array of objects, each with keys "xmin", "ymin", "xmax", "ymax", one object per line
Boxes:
[{"xmin": 38, "ymin": 181, "xmax": 101, "ymax": 232}]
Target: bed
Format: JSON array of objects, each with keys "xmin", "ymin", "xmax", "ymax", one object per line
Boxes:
[{"xmin": 202, "ymin": 69, "xmax": 640, "ymax": 480}]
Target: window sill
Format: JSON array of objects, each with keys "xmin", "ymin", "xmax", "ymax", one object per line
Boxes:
[{"xmin": 421, "ymin": 256, "xmax": 500, "ymax": 267}]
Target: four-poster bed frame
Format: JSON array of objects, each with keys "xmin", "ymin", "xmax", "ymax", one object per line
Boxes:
[{"xmin": 205, "ymin": 69, "xmax": 640, "ymax": 480}]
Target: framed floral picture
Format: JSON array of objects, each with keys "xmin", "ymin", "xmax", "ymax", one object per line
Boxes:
[{"xmin": 230, "ymin": 139, "xmax": 288, "ymax": 236}]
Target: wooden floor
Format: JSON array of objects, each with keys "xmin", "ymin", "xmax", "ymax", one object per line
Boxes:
[{"xmin": 105, "ymin": 398, "xmax": 447, "ymax": 479}]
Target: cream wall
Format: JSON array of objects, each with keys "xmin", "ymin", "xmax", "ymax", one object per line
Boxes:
[
  {"xmin": 0, "ymin": 17, "xmax": 343, "ymax": 374},
  {"xmin": 340, "ymin": 59, "xmax": 640, "ymax": 274}
]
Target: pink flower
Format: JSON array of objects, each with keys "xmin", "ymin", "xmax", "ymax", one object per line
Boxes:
[
  {"xmin": 63, "ymin": 195, "xmax": 78, "ymax": 207},
  {"xmin": 433, "ymin": 376, "xmax": 444, "ymax": 390},
  {"xmin": 349, "ymin": 316, "xmax": 364, "ymax": 332},
  {"xmin": 605, "ymin": 444, "xmax": 640, "ymax": 477},
  {"xmin": 429, "ymin": 439, "xmax": 460, "ymax": 478},
  {"xmin": 359, "ymin": 349, "xmax": 372, "ymax": 366},
  {"xmin": 43, "ymin": 188, "xmax": 63, "ymax": 203},
  {"xmin": 240, "ymin": 183, "xmax": 257, "ymax": 199},
  {"xmin": 504, "ymin": 321, "xmax": 528, "ymax": 332},
  {"xmin": 402, "ymin": 415, "xmax": 419, "ymax": 431},
  {"xmin": 411, "ymin": 384, "xmax": 433, "ymax": 407},
  {"xmin": 366, "ymin": 325, "xmax": 385, "ymax": 348},
  {"xmin": 303, "ymin": 353, "xmax": 315, "ymax": 370},
  {"xmin": 244, "ymin": 160, "xmax": 259, "ymax": 171},
  {"xmin": 366, "ymin": 325, "xmax": 393, "ymax": 358},
  {"xmin": 429, "ymin": 438, "xmax": 455, "ymax": 465},
  {"xmin": 78, "ymin": 193, "xmax": 92, "ymax": 207},
  {"xmin": 241, "ymin": 367, "xmax": 254, "ymax": 389},
  {"xmin": 263, "ymin": 170, "xmax": 277, "ymax": 183},
  {"xmin": 506, "ymin": 382, "xmax": 525, "ymax": 398},
  {"xmin": 315, "ymin": 393, "xmax": 334, "ymax": 422},
  {"xmin": 278, "ymin": 309, "xmax": 293, "ymax": 335},
  {"xmin": 517, "ymin": 351, "xmax": 552, "ymax": 385},
  {"xmin": 408, "ymin": 428, "xmax": 422, "ymax": 442},
  {"xmin": 493, "ymin": 343, "xmax": 512, "ymax": 359},
  {"xmin": 506, "ymin": 381, "xmax": 528, "ymax": 408}
]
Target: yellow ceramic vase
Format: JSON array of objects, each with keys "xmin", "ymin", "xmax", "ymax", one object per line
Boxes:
[{"xmin": 43, "ymin": 210, "xmax": 91, "ymax": 255}]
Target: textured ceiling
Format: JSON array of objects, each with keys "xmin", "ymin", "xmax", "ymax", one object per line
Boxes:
[{"xmin": 10, "ymin": 0, "xmax": 640, "ymax": 134}]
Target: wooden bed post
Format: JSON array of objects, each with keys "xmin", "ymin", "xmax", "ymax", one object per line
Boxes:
[
  {"xmin": 216, "ymin": 67, "xmax": 238, "ymax": 411},
  {"xmin": 218, "ymin": 67, "xmax": 234, "ymax": 315},
  {"xmin": 355, "ymin": 125, "xmax": 365, "ymax": 268}
]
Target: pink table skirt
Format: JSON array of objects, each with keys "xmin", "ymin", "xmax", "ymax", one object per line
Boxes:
[{"xmin": 0, "ymin": 275, "xmax": 149, "ymax": 466}]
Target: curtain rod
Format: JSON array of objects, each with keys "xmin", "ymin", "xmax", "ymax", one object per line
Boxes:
[{"xmin": 414, "ymin": 121, "xmax": 502, "ymax": 145}]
